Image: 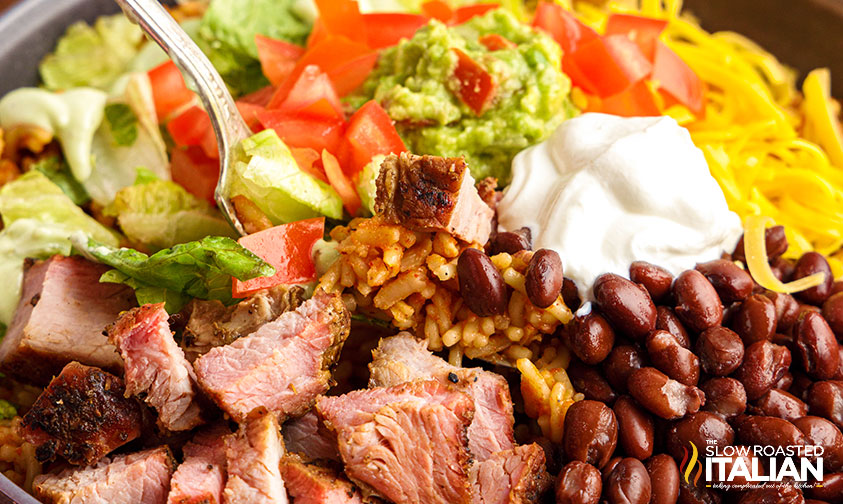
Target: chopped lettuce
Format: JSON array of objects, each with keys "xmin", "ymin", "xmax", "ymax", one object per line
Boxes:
[
  {"xmin": 129, "ymin": 18, "xmax": 203, "ymax": 73},
  {"xmin": 0, "ymin": 171, "xmax": 120, "ymax": 325},
  {"xmin": 231, "ymin": 129, "xmax": 343, "ymax": 223},
  {"xmin": 30, "ymin": 156, "xmax": 90, "ymax": 206},
  {"xmin": 39, "ymin": 14, "xmax": 145, "ymax": 91},
  {"xmin": 197, "ymin": 0, "xmax": 312, "ymax": 95},
  {"xmin": 72, "ymin": 234, "xmax": 275, "ymax": 312},
  {"xmin": 0, "ymin": 88, "xmax": 106, "ymax": 182},
  {"xmin": 84, "ymin": 73, "xmax": 171, "ymax": 205},
  {"xmin": 105, "ymin": 179, "xmax": 236, "ymax": 250},
  {"xmin": 356, "ymin": 154, "xmax": 386, "ymax": 216}
]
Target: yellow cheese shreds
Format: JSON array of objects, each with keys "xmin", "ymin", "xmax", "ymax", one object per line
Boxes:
[
  {"xmin": 572, "ymin": 1, "xmax": 843, "ymax": 278},
  {"xmin": 744, "ymin": 216, "xmax": 826, "ymax": 293}
]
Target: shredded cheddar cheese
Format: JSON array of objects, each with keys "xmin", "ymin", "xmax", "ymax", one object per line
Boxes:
[
  {"xmin": 744, "ymin": 215, "xmax": 826, "ymax": 293},
  {"xmin": 573, "ymin": 0, "xmax": 843, "ymax": 279}
]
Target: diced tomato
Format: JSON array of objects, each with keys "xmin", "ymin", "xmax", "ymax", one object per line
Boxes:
[
  {"xmin": 170, "ymin": 146, "xmax": 219, "ymax": 203},
  {"xmin": 239, "ymin": 85, "xmax": 276, "ymax": 106},
  {"xmin": 271, "ymin": 36, "xmax": 377, "ymax": 102},
  {"xmin": 363, "ymin": 13, "xmax": 428, "ymax": 49},
  {"xmin": 148, "ymin": 61, "xmax": 194, "ymax": 121},
  {"xmin": 290, "ymin": 147, "xmax": 327, "ymax": 183},
  {"xmin": 257, "ymin": 109, "xmax": 346, "ymax": 154},
  {"xmin": 452, "ymin": 48, "xmax": 497, "ymax": 115},
  {"xmin": 652, "ymin": 41, "xmax": 706, "ymax": 116},
  {"xmin": 236, "ymin": 101, "xmax": 266, "ymax": 132},
  {"xmin": 272, "ymin": 65, "xmax": 344, "ymax": 121},
  {"xmin": 313, "ymin": 0, "xmax": 367, "ymax": 44},
  {"xmin": 532, "ymin": 2, "xmax": 598, "ymax": 55},
  {"xmin": 568, "ymin": 35, "xmax": 651, "ymax": 98},
  {"xmin": 479, "ymin": 33, "xmax": 516, "ymax": 51},
  {"xmin": 322, "ymin": 150, "xmax": 361, "ymax": 216},
  {"xmin": 604, "ymin": 13, "xmax": 668, "ymax": 61},
  {"xmin": 453, "ymin": 3, "xmax": 499, "ymax": 24},
  {"xmin": 255, "ymin": 34, "xmax": 305, "ymax": 85},
  {"xmin": 232, "ymin": 217, "xmax": 325, "ymax": 297},
  {"xmin": 339, "ymin": 100, "xmax": 406, "ymax": 177},
  {"xmin": 307, "ymin": 19, "xmax": 329, "ymax": 48},
  {"xmin": 167, "ymin": 105, "xmax": 211, "ymax": 147},
  {"xmin": 593, "ymin": 80, "xmax": 660, "ymax": 117},
  {"xmin": 421, "ymin": 1, "xmax": 454, "ymax": 22}
]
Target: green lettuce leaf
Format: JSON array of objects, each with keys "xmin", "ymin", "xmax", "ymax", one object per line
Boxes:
[
  {"xmin": 0, "ymin": 400, "xmax": 16, "ymax": 420},
  {"xmin": 84, "ymin": 73, "xmax": 171, "ymax": 205},
  {"xmin": 355, "ymin": 154, "xmax": 386, "ymax": 216},
  {"xmin": 105, "ymin": 179, "xmax": 236, "ymax": 250},
  {"xmin": 231, "ymin": 129, "xmax": 343, "ymax": 222},
  {"xmin": 39, "ymin": 14, "xmax": 145, "ymax": 91},
  {"xmin": 197, "ymin": 0, "xmax": 312, "ymax": 95},
  {"xmin": 30, "ymin": 156, "xmax": 90, "ymax": 206},
  {"xmin": 72, "ymin": 234, "xmax": 275, "ymax": 311},
  {"xmin": 0, "ymin": 171, "xmax": 120, "ymax": 325}
]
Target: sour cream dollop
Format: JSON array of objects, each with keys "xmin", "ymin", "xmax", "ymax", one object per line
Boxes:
[{"xmin": 497, "ymin": 113, "xmax": 743, "ymax": 300}]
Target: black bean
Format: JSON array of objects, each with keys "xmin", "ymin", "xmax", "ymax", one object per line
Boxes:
[
  {"xmin": 630, "ymin": 261, "xmax": 674, "ymax": 304},
  {"xmin": 794, "ymin": 252, "xmax": 834, "ymax": 306},
  {"xmin": 673, "ymin": 270, "xmax": 724, "ymax": 333},
  {"xmin": 696, "ymin": 259, "xmax": 754, "ymax": 304},
  {"xmin": 594, "ymin": 273, "xmax": 657, "ymax": 341},
  {"xmin": 457, "ymin": 248, "xmax": 507, "ymax": 316},
  {"xmin": 525, "ymin": 248, "xmax": 563, "ymax": 308},
  {"xmin": 489, "ymin": 227, "xmax": 532, "ymax": 256}
]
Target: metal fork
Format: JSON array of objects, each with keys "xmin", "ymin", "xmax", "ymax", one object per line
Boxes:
[{"xmin": 115, "ymin": 0, "xmax": 249, "ymax": 236}]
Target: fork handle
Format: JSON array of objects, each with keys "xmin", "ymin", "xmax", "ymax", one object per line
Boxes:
[{"xmin": 115, "ymin": 0, "xmax": 249, "ymax": 235}]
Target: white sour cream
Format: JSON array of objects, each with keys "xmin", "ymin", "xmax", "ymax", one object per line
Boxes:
[{"xmin": 497, "ymin": 113, "xmax": 743, "ymax": 300}]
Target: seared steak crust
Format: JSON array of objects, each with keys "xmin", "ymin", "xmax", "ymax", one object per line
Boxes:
[
  {"xmin": 194, "ymin": 291, "xmax": 350, "ymax": 423},
  {"xmin": 20, "ymin": 362, "xmax": 142, "ymax": 465},
  {"xmin": 0, "ymin": 256, "xmax": 135, "ymax": 384},
  {"xmin": 374, "ymin": 153, "xmax": 494, "ymax": 244},
  {"xmin": 317, "ymin": 380, "xmax": 475, "ymax": 504},
  {"xmin": 470, "ymin": 444, "xmax": 551, "ymax": 504},
  {"xmin": 33, "ymin": 446, "xmax": 175, "ymax": 504}
]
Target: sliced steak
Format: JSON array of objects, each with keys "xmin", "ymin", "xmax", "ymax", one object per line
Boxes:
[
  {"xmin": 167, "ymin": 424, "xmax": 229, "ymax": 504},
  {"xmin": 374, "ymin": 153, "xmax": 494, "ymax": 245},
  {"xmin": 469, "ymin": 444, "xmax": 551, "ymax": 504},
  {"xmin": 109, "ymin": 303, "xmax": 205, "ymax": 432},
  {"xmin": 369, "ymin": 333, "xmax": 514, "ymax": 460},
  {"xmin": 223, "ymin": 408, "xmax": 288, "ymax": 504},
  {"xmin": 33, "ymin": 446, "xmax": 175, "ymax": 504},
  {"xmin": 181, "ymin": 285, "xmax": 305, "ymax": 360},
  {"xmin": 281, "ymin": 454, "xmax": 364, "ymax": 504},
  {"xmin": 194, "ymin": 291, "xmax": 350, "ymax": 423},
  {"xmin": 0, "ymin": 256, "xmax": 135, "ymax": 384},
  {"xmin": 20, "ymin": 361, "xmax": 142, "ymax": 465},
  {"xmin": 283, "ymin": 410, "xmax": 340, "ymax": 462},
  {"xmin": 317, "ymin": 380, "xmax": 474, "ymax": 504}
]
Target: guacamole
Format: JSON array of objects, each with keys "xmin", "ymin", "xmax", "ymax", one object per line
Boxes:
[{"xmin": 352, "ymin": 9, "xmax": 575, "ymax": 182}]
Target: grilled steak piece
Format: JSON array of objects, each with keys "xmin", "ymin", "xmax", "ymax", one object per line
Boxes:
[
  {"xmin": 167, "ymin": 424, "xmax": 229, "ymax": 504},
  {"xmin": 283, "ymin": 410, "xmax": 340, "ymax": 462},
  {"xmin": 317, "ymin": 380, "xmax": 475, "ymax": 504},
  {"xmin": 223, "ymin": 408, "xmax": 288, "ymax": 504},
  {"xmin": 0, "ymin": 256, "xmax": 135, "ymax": 384},
  {"xmin": 33, "ymin": 446, "xmax": 175, "ymax": 504},
  {"xmin": 20, "ymin": 362, "xmax": 143, "ymax": 465},
  {"xmin": 181, "ymin": 285, "xmax": 305, "ymax": 361},
  {"xmin": 469, "ymin": 444, "xmax": 551, "ymax": 504},
  {"xmin": 374, "ymin": 153, "xmax": 494, "ymax": 245},
  {"xmin": 109, "ymin": 303, "xmax": 205, "ymax": 432},
  {"xmin": 281, "ymin": 454, "xmax": 364, "ymax": 504},
  {"xmin": 369, "ymin": 333, "xmax": 515, "ymax": 460},
  {"xmin": 194, "ymin": 291, "xmax": 350, "ymax": 423}
]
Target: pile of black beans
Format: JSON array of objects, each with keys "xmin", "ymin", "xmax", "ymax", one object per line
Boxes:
[{"xmin": 527, "ymin": 226, "xmax": 843, "ymax": 504}]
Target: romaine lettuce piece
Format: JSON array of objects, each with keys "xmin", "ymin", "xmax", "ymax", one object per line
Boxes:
[
  {"xmin": 231, "ymin": 129, "xmax": 343, "ymax": 223},
  {"xmin": 72, "ymin": 234, "xmax": 275, "ymax": 311},
  {"xmin": 105, "ymin": 179, "xmax": 235, "ymax": 250},
  {"xmin": 197, "ymin": 0, "xmax": 312, "ymax": 95},
  {"xmin": 39, "ymin": 14, "xmax": 144, "ymax": 91},
  {"xmin": 0, "ymin": 171, "xmax": 120, "ymax": 325},
  {"xmin": 30, "ymin": 156, "xmax": 90, "ymax": 206},
  {"xmin": 0, "ymin": 88, "xmax": 106, "ymax": 182},
  {"xmin": 83, "ymin": 73, "xmax": 170, "ymax": 205}
]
